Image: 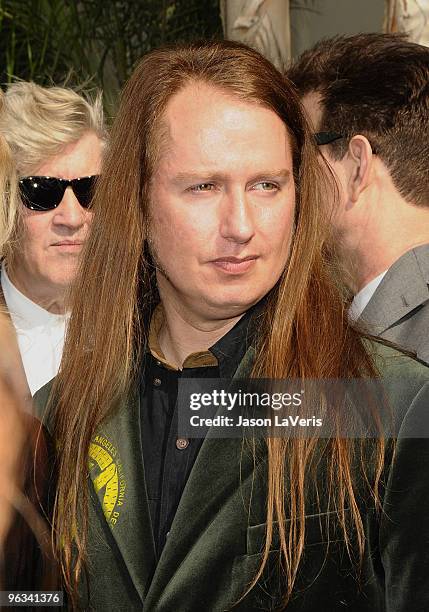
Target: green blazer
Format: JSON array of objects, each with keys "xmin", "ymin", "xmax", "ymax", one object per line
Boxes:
[{"xmin": 34, "ymin": 343, "xmax": 429, "ymax": 611}]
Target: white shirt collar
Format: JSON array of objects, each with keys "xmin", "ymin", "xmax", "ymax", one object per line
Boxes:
[
  {"xmin": 1, "ymin": 261, "xmax": 67, "ymax": 328},
  {"xmin": 1, "ymin": 261, "xmax": 69, "ymax": 395},
  {"xmin": 349, "ymin": 270, "xmax": 387, "ymax": 322}
]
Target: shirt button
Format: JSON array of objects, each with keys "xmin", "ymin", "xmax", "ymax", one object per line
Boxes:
[
  {"xmin": 153, "ymin": 377, "xmax": 162, "ymax": 387},
  {"xmin": 176, "ymin": 438, "xmax": 189, "ymax": 450},
  {"xmin": 156, "ymin": 360, "xmax": 161, "ymax": 366}
]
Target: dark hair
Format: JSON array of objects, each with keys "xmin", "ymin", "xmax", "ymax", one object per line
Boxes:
[{"xmin": 288, "ymin": 33, "xmax": 429, "ymax": 207}]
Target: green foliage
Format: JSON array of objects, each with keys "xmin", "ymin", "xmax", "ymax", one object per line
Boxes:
[{"xmin": 0, "ymin": 0, "xmax": 222, "ymax": 115}]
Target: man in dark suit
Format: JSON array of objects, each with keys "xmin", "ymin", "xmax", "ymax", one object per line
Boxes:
[{"xmin": 288, "ymin": 33, "xmax": 429, "ymax": 363}]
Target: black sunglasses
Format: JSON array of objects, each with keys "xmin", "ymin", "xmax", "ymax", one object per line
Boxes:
[
  {"xmin": 19, "ymin": 175, "xmax": 99, "ymax": 211},
  {"xmin": 314, "ymin": 132, "xmax": 343, "ymax": 146},
  {"xmin": 314, "ymin": 131, "xmax": 378, "ymax": 154}
]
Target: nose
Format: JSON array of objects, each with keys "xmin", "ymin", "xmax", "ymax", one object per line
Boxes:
[
  {"xmin": 52, "ymin": 186, "xmax": 88, "ymax": 229},
  {"xmin": 219, "ymin": 188, "xmax": 255, "ymax": 244}
]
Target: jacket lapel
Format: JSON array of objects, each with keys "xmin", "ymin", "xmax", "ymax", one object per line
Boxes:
[
  {"xmin": 89, "ymin": 346, "xmax": 257, "ymax": 604},
  {"xmin": 89, "ymin": 384, "xmax": 156, "ymax": 603},
  {"xmin": 360, "ymin": 246, "xmax": 429, "ymax": 334}
]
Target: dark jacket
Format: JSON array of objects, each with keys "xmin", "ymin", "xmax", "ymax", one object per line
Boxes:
[{"xmin": 34, "ymin": 342, "xmax": 429, "ymax": 611}]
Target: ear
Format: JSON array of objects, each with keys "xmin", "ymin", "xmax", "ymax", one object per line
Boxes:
[{"xmin": 346, "ymin": 135, "xmax": 374, "ymax": 203}]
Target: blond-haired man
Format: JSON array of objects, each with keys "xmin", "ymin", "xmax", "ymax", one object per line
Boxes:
[{"xmin": 0, "ymin": 82, "xmax": 105, "ymax": 395}]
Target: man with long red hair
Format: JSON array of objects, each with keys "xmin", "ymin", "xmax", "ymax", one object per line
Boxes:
[{"xmin": 36, "ymin": 41, "xmax": 429, "ymax": 610}]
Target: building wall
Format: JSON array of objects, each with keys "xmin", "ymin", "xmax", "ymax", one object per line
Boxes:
[{"xmin": 290, "ymin": 0, "xmax": 385, "ymax": 57}]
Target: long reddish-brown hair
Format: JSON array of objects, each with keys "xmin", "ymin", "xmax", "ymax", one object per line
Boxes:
[{"xmin": 51, "ymin": 40, "xmax": 383, "ymax": 605}]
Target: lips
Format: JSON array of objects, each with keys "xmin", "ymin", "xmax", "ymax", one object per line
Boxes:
[
  {"xmin": 210, "ymin": 255, "xmax": 258, "ymax": 274},
  {"xmin": 51, "ymin": 240, "xmax": 84, "ymax": 247},
  {"xmin": 211, "ymin": 256, "xmax": 257, "ymax": 263},
  {"xmin": 50, "ymin": 240, "xmax": 84, "ymax": 254}
]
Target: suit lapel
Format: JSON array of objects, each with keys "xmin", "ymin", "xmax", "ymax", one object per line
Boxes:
[
  {"xmin": 89, "ymin": 384, "xmax": 156, "ymax": 603},
  {"xmin": 88, "ymin": 346, "xmax": 257, "ymax": 604},
  {"xmin": 360, "ymin": 246, "xmax": 429, "ymax": 333}
]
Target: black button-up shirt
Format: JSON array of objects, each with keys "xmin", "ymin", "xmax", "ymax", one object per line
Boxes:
[{"xmin": 140, "ymin": 305, "xmax": 257, "ymax": 558}]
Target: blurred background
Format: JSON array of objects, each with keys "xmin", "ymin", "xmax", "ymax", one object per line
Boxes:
[{"xmin": 0, "ymin": 0, "xmax": 427, "ymax": 116}]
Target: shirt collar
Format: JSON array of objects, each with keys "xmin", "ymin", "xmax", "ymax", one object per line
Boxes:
[
  {"xmin": 148, "ymin": 302, "xmax": 260, "ymax": 376},
  {"xmin": 210, "ymin": 305, "xmax": 259, "ymax": 378},
  {"xmin": 349, "ymin": 270, "xmax": 388, "ymax": 322},
  {"xmin": 1, "ymin": 261, "xmax": 67, "ymax": 329},
  {"xmin": 148, "ymin": 304, "xmax": 218, "ymax": 371}
]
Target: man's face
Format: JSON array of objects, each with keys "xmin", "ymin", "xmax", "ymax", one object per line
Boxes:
[
  {"xmin": 11, "ymin": 131, "xmax": 103, "ymax": 305},
  {"xmin": 148, "ymin": 83, "xmax": 296, "ymax": 322}
]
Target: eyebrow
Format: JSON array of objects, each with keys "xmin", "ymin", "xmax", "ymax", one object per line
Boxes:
[
  {"xmin": 171, "ymin": 169, "xmax": 291, "ymax": 184},
  {"xmin": 249, "ymin": 169, "xmax": 291, "ymax": 183}
]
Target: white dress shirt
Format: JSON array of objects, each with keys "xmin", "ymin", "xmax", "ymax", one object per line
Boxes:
[
  {"xmin": 349, "ymin": 270, "xmax": 387, "ymax": 322},
  {"xmin": 1, "ymin": 262, "xmax": 69, "ymax": 396}
]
